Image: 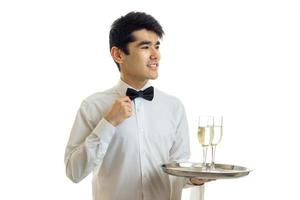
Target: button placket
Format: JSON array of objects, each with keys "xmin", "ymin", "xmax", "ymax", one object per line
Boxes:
[{"xmin": 134, "ymin": 99, "xmax": 146, "ymax": 195}]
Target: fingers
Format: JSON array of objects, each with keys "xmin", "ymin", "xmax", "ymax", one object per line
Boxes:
[
  {"xmin": 118, "ymin": 97, "xmax": 132, "ymax": 116},
  {"xmin": 123, "ymin": 104, "xmax": 132, "ymax": 117},
  {"xmin": 119, "ymin": 96, "xmax": 131, "ymax": 103},
  {"xmin": 104, "ymin": 96, "xmax": 132, "ymax": 126},
  {"xmin": 190, "ymin": 178, "xmax": 216, "ymax": 185}
]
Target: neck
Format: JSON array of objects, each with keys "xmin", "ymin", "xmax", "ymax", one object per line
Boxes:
[{"xmin": 120, "ymin": 76, "xmax": 148, "ymax": 90}]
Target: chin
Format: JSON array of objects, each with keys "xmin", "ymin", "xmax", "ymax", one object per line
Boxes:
[
  {"xmin": 149, "ymin": 74, "xmax": 159, "ymax": 80},
  {"xmin": 148, "ymin": 71, "xmax": 159, "ymax": 79}
]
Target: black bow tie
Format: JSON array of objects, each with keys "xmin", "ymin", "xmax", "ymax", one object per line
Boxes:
[{"xmin": 126, "ymin": 86, "xmax": 154, "ymax": 101}]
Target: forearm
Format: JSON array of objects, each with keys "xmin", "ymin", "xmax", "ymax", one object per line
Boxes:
[
  {"xmin": 65, "ymin": 138, "xmax": 99, "ymax": 183},
  {"xmin": 65, "ymin": 118, "xmax": 115, "ymax": 183}
]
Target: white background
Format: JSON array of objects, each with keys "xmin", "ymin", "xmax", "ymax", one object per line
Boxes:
[{"xmin": 1, "ymin": 0, "xmax": 300, "ymax": 199}]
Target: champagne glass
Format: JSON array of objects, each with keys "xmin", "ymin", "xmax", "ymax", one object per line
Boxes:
[
  {"xmin": 210, "ymin": 116, "xmax": 223, "ymax": 169},
  {"xmin": 197, "ymin": 116, "xmax": 214, "ymax": 169}
]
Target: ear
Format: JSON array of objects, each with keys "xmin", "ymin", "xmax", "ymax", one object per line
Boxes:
[{"xmin": 110, "ymin": 46, "xmax": 124, "ymax": 64}]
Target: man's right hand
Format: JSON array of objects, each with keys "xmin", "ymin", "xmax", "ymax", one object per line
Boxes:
[{"xmin": 104, "ymin": 96, "xmax": 132, "ymax": 127}]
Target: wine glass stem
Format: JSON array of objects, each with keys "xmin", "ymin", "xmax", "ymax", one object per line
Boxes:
[
  {"xmin": 211, "ymin": 145, "xmax": 216, "ymax": 169},
  {"xmin": 203, "ymin": 146, "xmax": 208, "ymax": 168}
]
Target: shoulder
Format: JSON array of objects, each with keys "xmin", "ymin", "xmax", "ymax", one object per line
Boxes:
[
  {"xmin": 154, "ymin": 88, "xmax": 187, "ymax": 124},
  {"xmin": 154, "ymin": 88, "xmax": 185, "ymax": 110},
  {"xmin": 80, "ymin": 87, "xmax": 118, "ymax": 113},
  {"xmin": 85, "ymin": 87, "xmax": 117, "ymax": 102}
]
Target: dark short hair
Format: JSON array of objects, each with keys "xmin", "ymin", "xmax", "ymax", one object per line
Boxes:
[{"xmin": 109, "ymin": 11, "xmax": 164, "ymax": 70}]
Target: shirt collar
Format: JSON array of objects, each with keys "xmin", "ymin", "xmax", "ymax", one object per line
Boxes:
[{"xmin": 115, "ymin": 79, "xmax": 152, "ymax": 97}]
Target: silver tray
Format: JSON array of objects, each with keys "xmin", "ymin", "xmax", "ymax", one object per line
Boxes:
[{"xmin": 162, "ymin": 162, "xmax": 251, "ymax": 179}]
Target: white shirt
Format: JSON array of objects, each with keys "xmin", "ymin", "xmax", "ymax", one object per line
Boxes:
[{"xmin": 64, "ymin": 80, "xmax": 190, "ymax": 200}]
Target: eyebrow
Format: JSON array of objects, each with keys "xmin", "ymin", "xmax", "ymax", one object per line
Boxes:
[{"xmin": 136, "ymin": 40, "xmax": 160, "ymax": 47}]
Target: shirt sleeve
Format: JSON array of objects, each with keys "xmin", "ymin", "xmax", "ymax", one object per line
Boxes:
[
  {"xmin": 168, "ymin": 100, "xmax": 191, "ymax": 198},
  {"xmin": 64, "ymin": 101, "xmax": 116, "ymax": 183},
  {"xmin": 169, "ymin": 100, "xmax": 190, "ymax": 162}
]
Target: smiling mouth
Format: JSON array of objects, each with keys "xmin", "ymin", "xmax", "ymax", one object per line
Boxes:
[{"xmin": 147, "ymin": 63, "xmax": 159, "ymax": 69}]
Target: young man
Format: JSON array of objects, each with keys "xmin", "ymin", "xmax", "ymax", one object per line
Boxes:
[{"xmin": 65, "ymin": 11, "xmax": 209, "ymax": 200}]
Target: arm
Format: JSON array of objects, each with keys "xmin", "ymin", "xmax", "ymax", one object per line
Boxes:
[
  {"xmin": 168, "ymin": 101, "xmax": 191, "ymax": 199},
  {"xmin": 64, "ymin": 96, "xmax": 132, "ymax": 183},
  {"xmin": 64, "ymin": 101, "xmax": 116, "ymax": 183},
  {"xmin": 169, "ymin": 101, "xmax": 190, "ymax": 163},
  {"xmin": 168, "ymin": 101, "xmax": 212, "ymax": 195}
]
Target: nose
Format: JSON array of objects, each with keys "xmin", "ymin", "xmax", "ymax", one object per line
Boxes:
[{"xmin": 150, "ymin": 46, "xmax": 159, "ymax": 60}]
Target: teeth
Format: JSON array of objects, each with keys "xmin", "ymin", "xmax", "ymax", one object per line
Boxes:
[{"xmin": 148, "ymin": 64, "xmax": 158, "ymax": 68}]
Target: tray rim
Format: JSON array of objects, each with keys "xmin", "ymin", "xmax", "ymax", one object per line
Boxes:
[{"xmin": 161, "ymin": 162, "xmax": 252, "ymax": 179}]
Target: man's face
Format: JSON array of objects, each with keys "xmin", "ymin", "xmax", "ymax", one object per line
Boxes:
[{"xmin": 120, "ymin": 29, "xmax": 161, "ymax": 85}]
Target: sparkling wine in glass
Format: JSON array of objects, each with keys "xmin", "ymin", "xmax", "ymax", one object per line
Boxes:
[
  {"xmin": 210, "ymin": 116, "xmax": 223, "ymax": 169},
  {"xmin": 198, "ymin": 116, "xmax": 213, "ymax": 169}
]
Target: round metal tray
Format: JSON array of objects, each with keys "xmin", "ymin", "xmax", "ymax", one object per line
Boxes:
[{"xmin": 161, "ymin": 162, "xmax": 251, "ymax": 179}]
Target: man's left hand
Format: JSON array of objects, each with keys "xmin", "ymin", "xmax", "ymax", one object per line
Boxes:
[{"xmin": 189, "ymin": 178, "xmax": 216, "ymax": 185}]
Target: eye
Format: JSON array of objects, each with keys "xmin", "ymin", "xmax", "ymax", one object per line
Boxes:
[
  {"xmin": 141, "ymin": 46, "xmax": 149, "ymax": 49},
  {"xmin": 155, "ymin": 45, "xmax": 160, "ymax": 49}
]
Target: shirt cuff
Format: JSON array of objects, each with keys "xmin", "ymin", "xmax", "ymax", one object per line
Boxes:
[
  {"xmin": 186, "ymin": 178, "xmax": 195, "ymax": 185},
  {"xmin": 92, "ymin": 118, "xmax": 116, "ymax": 144},
  {"xmin": 184, "ymin": 178, "xmax": 195, "ymax": 188}
]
